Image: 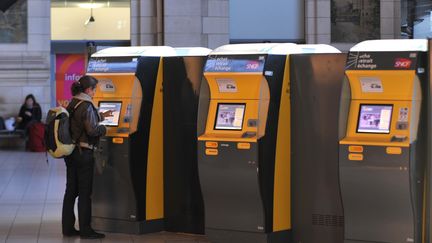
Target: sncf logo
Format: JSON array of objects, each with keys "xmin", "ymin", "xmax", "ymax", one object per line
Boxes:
[{"xmin": 394, "ymin": 58, "xmax": 412, "ymax": 68}]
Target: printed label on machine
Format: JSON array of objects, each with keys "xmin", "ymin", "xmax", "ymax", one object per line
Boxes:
[
  {"xmin": 216, "ymin": 79, "xmax": 238, "ymax": 93},
  {"xmin": 360, "ymin": 77, "xmax": 383, "ymax": 93},
  {"xmin": 398, "ymin": 107, "xmax": 409, "ymax": 122},
  {"xmin": 99, "ymin": 79, "xmax": 116, "ymax": 92},
  {"xmin": 396, "ymin": 107, "xmax": 409, "ymax": 130}
]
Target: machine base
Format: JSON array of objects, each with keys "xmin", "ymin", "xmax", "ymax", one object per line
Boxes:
[
  {"xmin": 92, "ymin": 217, "xmax": 164, "ymax": 234},
  {"xmin": 205, "ymin": 228, "xmax": 291, "ymax": 243}
]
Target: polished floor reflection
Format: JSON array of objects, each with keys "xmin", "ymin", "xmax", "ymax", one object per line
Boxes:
[{"xmin": 0, "ymin": 150, "xmax": 209, "ymax": 243}]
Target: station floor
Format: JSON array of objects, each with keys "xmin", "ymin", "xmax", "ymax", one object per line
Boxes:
[{"xmin": 0, "ymin": 150, "xmax": 210, "ymax": 243}]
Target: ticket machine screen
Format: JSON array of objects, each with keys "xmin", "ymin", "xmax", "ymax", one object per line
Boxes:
[
  {"xmin": 99, "ymin": 101, "xmax": 122, "ymax": 127},
  {"xmin": 214, "ymin": 103, "xmax": 245, "ymax": 130},
  {"xmin": 357, "ymin": 104, "xmax": 393, "ymax": 133}
]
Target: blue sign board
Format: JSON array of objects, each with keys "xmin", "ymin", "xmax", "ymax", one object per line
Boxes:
[
  {"xmin": 87, "ymin": 57, "xmax": 139, "ymax": 73},
  {"xmin": 205, "ymin": 55, "xmax": 266, "ymax": 73}
]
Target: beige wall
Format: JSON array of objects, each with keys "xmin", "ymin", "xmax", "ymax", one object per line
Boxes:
[
  {"xmin": 131, "ymin": 0, "xmax": 160, "ymax": 46},
  {"xmin": 203, "ymin": 0, "xmax": 229, "ymax": 48},
  {"xmin": 131, "ymin": 0, "xmax": 229, "ymax": 48},
  {"xmin": 51, "ymin": 7, "xmax": 130, "ymax": 40},
  {"xmin": 0, "ymin": 0, "xmax": 51, "ymax": 119}
]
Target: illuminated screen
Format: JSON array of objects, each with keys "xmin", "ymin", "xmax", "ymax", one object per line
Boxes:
[
  {"xmin": 98, "ymin": 101, "xmax": 122, "ymax": 127},
  {"xmin": 357, "ymin": 104, "xmax": 393, "ymax": 133},
  {"xmin": 214, "ymin": 103, "xmax": 246, "ymax": 130}
]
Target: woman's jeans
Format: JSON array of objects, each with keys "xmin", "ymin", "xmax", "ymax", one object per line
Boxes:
[{"xmin": 62, "ymin": 148, "xmax": 95, "ymax": 234}]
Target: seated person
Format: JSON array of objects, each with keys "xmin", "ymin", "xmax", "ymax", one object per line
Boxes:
[
  {"xmin": 16, "ymin": 94, "xmax": 42, "ymax": 130},
  {"xmin": 0, "ymin": 116, "xmax": 4, "ymax": 130}
]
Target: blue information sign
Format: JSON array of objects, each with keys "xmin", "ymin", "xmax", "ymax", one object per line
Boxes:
[
  {"xmin": 205, "ymin": 55, "xmax": 266, "ymax": 73},
  {"xmin": 87, "ymin": 57, "xmax": 139, "ymax": 73}
]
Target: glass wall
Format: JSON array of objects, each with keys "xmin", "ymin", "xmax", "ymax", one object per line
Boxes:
[
  {"xmin": 331, "ymin": 0, "xmax": 380, "ymax": 43},
  {"xmin": 230, "ymin": 0, "xmax": 304, "ymax": 43},
  {"xmin": 401, "ymin": 0, "xmax": 432, "ymax": 39},
  {"xmin": 0, "ymin": 0, "xmax": 27, "ymax": 43}
]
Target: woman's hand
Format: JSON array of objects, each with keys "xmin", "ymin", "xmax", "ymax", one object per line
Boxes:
[
  {"xmin": 25, "ymin": 111, "xmax": 32, "ymax": 117},
  {"xmin": 101, "ymin": 110, "xmax": 114, "ymax": 119}
]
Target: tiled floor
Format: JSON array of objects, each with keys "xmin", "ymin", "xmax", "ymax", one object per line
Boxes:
[{"xmin": 0, "ymin": 150, "xmax": 210, "ymax": 243}]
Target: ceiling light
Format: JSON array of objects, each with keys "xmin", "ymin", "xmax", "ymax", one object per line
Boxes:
[
  {"xmin": 84, "ymin": 15, "xmax": 95, "ymax": 25},
  {"xmin": 84, "ymin": 8, "xmax": 96, "ymax": 26},
  {"xmin": 77, "ymin": 3, "xmax": 105, "ymax": 9}
]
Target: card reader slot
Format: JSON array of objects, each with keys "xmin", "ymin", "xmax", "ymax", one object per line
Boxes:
[
  {"xmin": 391, "ymin": 136, "xmax": 407, "ymax": 142},
  {"xmin": 242, "ymin": 131, "xmax": 256, "ymax": 138}
]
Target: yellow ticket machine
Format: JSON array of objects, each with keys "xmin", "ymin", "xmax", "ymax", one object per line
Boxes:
[
  {"xmin": 339, "ymin": 40, "xmax": 428, "ymax": 243},
  {"xmin": 162, "ymin": 47, "xmax": 211, "ymax": 234},
  {"xmin": 197, "ymin": 43, "xmax": 344, "ymax": 242},
  {"xmin": 87, "ymin": 46, "xmax": 175, "ymax": 234}
]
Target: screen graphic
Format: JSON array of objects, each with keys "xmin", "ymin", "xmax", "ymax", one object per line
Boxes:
[
  {"xmin": 215, "ymin": 104, "xmax": 246, "ymax": 130},
  {"xmin": 99, "ymin": 102, "xmax": 122, "ymax": 126},
  {"xmin": 357, "ymin": 104, "xmax": 393, "ymax": 133}
]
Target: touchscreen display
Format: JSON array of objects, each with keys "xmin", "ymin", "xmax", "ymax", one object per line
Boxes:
[
  {"xmin": 357, "ymin": 104, "xmax": 393, "ymax": 133},
  {"xmin": 98, "ymin": 102, "xmax": 122, "ymax": 127},
  {"xmin": 214, "ymin": 103, "xmax": 246, "ymax": 130}
]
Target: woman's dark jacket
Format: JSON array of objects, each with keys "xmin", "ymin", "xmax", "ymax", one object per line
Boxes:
[
  {"xmin": 67, "ymin": 94, "xmax": 106, "ymax": 147},
  {"xmin": 17, "ymin": 104, "xmax": 42, "ymax": 129}
]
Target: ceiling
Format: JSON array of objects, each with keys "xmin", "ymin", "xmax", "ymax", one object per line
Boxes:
[{"xmin": 51, "ymin": 0, "xmax": 130, "ymax": 8}]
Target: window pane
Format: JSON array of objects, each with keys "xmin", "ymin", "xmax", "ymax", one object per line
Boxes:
[
  {"xmin": 230, "ymin": 0, "xmax": 304, "ymax": 43},
  {"xmin": 331, "ymin": 0, "xmax": 380, "ymax": 43},
  {"xmin": 0, "ymin": 0, "xmax": 27, "ymax": 43}
]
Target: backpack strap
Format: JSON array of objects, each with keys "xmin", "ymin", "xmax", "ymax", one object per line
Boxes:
[
  {"xmin": 71, "ymin": 100, "xmax": 85, "ymax": 116},
  {"xmin": 69, "ymin": 100, "xmax": 87, "ymax": 146}
]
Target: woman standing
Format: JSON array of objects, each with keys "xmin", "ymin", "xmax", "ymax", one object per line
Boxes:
[
  {"xmin": 16, "ymin": 94, "xmax": 42, "ymax": 130},
  {"xmin": 62, "ymin": 75, "xmax": 112, "ymax": 239}
]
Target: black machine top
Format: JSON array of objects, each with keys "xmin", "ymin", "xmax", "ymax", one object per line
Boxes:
[{"xmin": 345, "ymin": 51, "xmax": 426, "ymax": 71}]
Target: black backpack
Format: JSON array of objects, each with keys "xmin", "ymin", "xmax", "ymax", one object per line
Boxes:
[{"xmin": 44, "ymin": 101, "xmax": 84, "ymax": 158}]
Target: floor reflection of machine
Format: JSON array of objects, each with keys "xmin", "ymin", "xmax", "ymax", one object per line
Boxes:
[{"xmin": 88, "ymin": 46, "xmax": 175, "ymax": 234}]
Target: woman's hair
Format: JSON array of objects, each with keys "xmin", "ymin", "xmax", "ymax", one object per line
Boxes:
[
  {"xmin": 71, "ymin": 75, "xmax": 99, "ymax": 96},
  {"xmin": 24, "ymin": 94, "xmax": 39, "ymax": 107}
]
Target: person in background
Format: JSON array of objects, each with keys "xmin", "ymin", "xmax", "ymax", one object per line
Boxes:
[
  {"xmin": 0, "ymin": 116, "xmax": 5, "ymax": 130},
  {"xmin": 62, "ymin": 75, "xmax": 112, "ymax": 239},
  {"xmin": 16, "ymin": 94, "xmax": 42, "ymax": 130}
]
